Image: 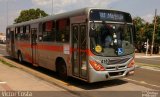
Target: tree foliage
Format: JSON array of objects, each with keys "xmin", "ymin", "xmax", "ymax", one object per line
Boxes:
[
  {"xmin": 14, "ymin": 8, "xmax": 48, "ymax": 23},
  {"xmin": 133, "ymin": 16, "xmax": 160, "ymax": 53}
]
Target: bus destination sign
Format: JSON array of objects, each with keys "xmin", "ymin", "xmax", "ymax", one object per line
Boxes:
[
  {"xmin": 99, "ymin": 12, "xmax": 124, "ymax": 21},
  {"xmin": 90, "ymin": 9, "xmax": 132, "ymax": 22}
]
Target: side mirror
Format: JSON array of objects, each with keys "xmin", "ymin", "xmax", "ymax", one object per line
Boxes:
[{"xmin": 90, "ymin": 21, "xmax": 96, "ymax": 37}]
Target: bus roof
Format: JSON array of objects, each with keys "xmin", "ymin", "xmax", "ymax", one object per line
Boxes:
[{"xmin": 7, "ymin": 7, "xmax": 131, "ymax": 28}]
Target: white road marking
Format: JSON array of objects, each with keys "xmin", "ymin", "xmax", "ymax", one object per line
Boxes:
[
  {"xmin": 0, "ymin": 82, "xmax": 6, "ymax": 84},
  {"xmin": 142, "ymin": 58, "xmax": 160, "ymax": 62},
  {"xmin": 140, "ymin": 66, "xmax": 160, "ymax": 72},
  {"xmin": 124, "ymin": 78, "xmax": 160, "ymax": 88},
  {"xmin": 136, "ymin": 56, "xmax": 160, "ymax": 58}
]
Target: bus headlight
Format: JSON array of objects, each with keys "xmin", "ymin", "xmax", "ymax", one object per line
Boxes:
[
  {"xmin": 127, "ymin": 59, "xmax": 135, "ymax": 68},
  {"xmin": 89, "ymin": 60, "xmax": 105, "ymax": 71}
]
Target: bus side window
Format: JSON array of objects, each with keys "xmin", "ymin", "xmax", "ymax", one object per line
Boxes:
[
  {"xmin": 39, "ymin": 23, "xmax": 43, "ymax": 42},
  {"xmin": 6, "ymin": 28, "xmax": 10, "ymax": 42},
  {"xmin": 56, "ymin": 18, "xmax": 70, "ymax": 43},
  {"xmin": 15, "ymin": 27, "xmax": 21, "ymax": 40},
  {"xmin": 42, "ymin": 21, "xmax": 55, "ymax": 42},
  {"xmin": 20, "ymin": 27, "xmax": 23, "ymax": 40},
  {"xmin": 26, "ymin": 25, "xmax": 30, "ymax": 41}
]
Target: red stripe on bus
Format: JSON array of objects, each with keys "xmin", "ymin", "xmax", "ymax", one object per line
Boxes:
[
  {"xmin": 37, "ymin": 45, "xmax": 63, "ymax": 52},
  {"xmin": 87, "ymin": 49, "xmax": 95, "ymax": 56},
  {"xmin": 24, "ymin": 52, "xmax": 33, "ymax": 63},
  {"xmin": 70, "ymin": 48, "xmax": 95, "ymax": 56},
  {"xmin": 16, "ymin": 42, "xmax": 95, "ymax": 56},
  {"xmin": 16, "ymin": 42, "xmax": 63, "ymax": 52}
]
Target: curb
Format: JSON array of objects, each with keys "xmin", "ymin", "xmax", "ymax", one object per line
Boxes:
[{"xmin": 0, "ymin": 56, "xmax": 83, "ymax": 96}]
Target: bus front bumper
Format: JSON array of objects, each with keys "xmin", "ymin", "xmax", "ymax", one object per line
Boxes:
[{"xmin": 88, "ymin": 66, "xmax": 135, "ymax": 83}]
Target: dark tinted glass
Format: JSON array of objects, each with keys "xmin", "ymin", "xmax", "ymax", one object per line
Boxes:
[{"xmin": 90, "ymin": 9, "xmax": 132, "ymax": 23}]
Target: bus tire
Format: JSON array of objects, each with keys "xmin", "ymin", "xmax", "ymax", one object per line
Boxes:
[
  {"xmin": 18, "ymin": 51, "xmax": 23, "ymax": 63},
  {"xmin": 56, "ymin": 59, "xmax": 68, "ymax": 80}
]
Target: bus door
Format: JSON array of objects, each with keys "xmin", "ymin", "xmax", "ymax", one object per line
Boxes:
[
  {"xmin": 31, "ymin": 28, "xmax": 38, "ymax": 66},
  {"xmin": 10, "ymin": 28, "xmax": 15, "ymax": 57},
  {"xmin": 71, "ymin": 24, "xmax": 88, "ymax": 79}
]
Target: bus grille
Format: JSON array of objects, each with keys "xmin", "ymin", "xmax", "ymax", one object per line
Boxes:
[
  {"xmin": 109, "ymin": 71, "xmax": 125, "ymax": 76},
  {"xmin": 106, "ymin": 65, "xmax": 126, "ymax": 70},
  {"xmin": 108, "ymin": 58, "xmax": 130, "ymax": 65}
]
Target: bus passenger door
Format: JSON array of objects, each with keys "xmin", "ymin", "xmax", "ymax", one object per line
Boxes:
[
  {"xmin": 31, "ymin": 28, "xmax": 38, "ymax": 66},
  {"xmin": 71, "ymin": 24, "xmax": 88, "ymax": 79},
  {"xmin": 10, "ymin": 30, "xmax": 15, "ymax": 57}
]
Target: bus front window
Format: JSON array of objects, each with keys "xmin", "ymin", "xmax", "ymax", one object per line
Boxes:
[{"xmin": 90, "ymin": 22, "xmax": 134, "ymax": 57}]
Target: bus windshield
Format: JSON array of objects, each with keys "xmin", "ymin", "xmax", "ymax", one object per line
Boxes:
[{"xmin": 90, "ymin": 22, "xmax": 134, "ymax": 57}]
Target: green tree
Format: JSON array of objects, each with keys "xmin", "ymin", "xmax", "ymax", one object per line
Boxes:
[
  {"xmin": 154, "ymin": 16, "xmax": 160, "ymax": 43},
  {"xmin": 14, "ymin": 8, "xmax": 48, "ymax": 23},
  {"xmin": 133, "ymin": 16, "xmax": 160, "ymax": 53},
  {"xmin": 133, "ymin": 17, "xmax": 146, "ymax": 42},
  {"xmin": 133, "ymin": 17, "xmax": 146, "ymax": 52},
  {"xmin": 144, "ymin": 23, "xmax": 153, "ymax": 43}
]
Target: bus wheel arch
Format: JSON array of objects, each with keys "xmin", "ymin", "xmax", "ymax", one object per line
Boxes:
[{"xmin": 55, "ymin": 57, "xmax": 68, "ymax": 80}]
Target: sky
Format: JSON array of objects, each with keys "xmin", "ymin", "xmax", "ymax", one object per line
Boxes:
[{"xmin": 0, "ymin": 0, "xmax": 160, "ymax": 33}]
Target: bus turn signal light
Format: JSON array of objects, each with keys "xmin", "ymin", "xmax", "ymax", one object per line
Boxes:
[
  {"xmin": 128, "ymin": 59, "xmax": 135, "ymax": 68},
  {"xmin": 89, "ymin": 60, "xmax": 105, "ymax": 71}
]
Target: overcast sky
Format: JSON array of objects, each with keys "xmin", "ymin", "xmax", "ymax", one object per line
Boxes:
[{"xmin": 0, "ymin": 0, "xmax": 160, "ymax": 33}]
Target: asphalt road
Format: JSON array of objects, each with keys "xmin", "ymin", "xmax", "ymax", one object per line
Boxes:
[
  {"xmin": 0, "ymin": 43, "xmax": 159, "ymax": 97},
  {"xmin": 135, "ymin": 58, "xmax": 160, "ymax": 66},
  {"xmin": 126, "ymin": 68, "xmax": 160, "ymax": 90}
]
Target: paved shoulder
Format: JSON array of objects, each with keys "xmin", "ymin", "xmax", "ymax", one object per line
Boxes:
[{"xmin": 0, "ymin": 62, "xmax": 80, "ymax": 97}]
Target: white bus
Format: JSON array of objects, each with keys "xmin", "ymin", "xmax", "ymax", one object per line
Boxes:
[{"xmin": 6, "ymin": 8, "xmax": 135, "ymax": 83}]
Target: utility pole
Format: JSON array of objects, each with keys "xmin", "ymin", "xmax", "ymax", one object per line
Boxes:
[
  {"xmin": 146, "ymin": 39, "xmax": 149, "ymax": 56},
  {"xmin": 7, "ymin": 0, "xmax": 8, "ymax": 26},
  {"xmin": 150, "ymin": 9, "xmax": 157, "ymax": 56},
  {"xmin": 51, "ymin": 0, "xmax": 53, "ymax": 15}
]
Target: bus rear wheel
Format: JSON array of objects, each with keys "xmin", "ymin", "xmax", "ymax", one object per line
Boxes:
[{"xmin": 57, "ymin": 61, "xmax": 68, "ymax": 80}]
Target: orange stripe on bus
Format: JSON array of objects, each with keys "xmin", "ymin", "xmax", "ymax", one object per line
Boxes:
[
  {"xmin": 37, "ymin": 45, "xmax": 63, "ymax": 52},
  {"xmin": 16, "ymin": 42, "xmax": 63, "ymax": 52},
  {"xmin": 24, "ymin": 52, "xmax": 32, "ymax": 63},
  {"xmin": 70, "ymin": 48, "xmax": 95, "ymax": 56},
  {"xmin": 16, "ymin": 42, "xmax": 95, "ymax": 56}
]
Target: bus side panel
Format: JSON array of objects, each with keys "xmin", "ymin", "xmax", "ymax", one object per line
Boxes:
[
  {"xmin": 15, "ymin": 41, "xmax": 33, "ymax": 63},
  {"xmin": 37, "ymin": 42, "xmax": 71, "ymax": 74}
]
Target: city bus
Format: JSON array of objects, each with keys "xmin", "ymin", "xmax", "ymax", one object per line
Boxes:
[{"xmin": 6, "ymin": 8, "xmax": 135, "ymax": 83}]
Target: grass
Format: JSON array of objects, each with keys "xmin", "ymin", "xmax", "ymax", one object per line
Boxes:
[{"xmin": 0, "ymin": 58, "xmax": 16, "ymax": 68}]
